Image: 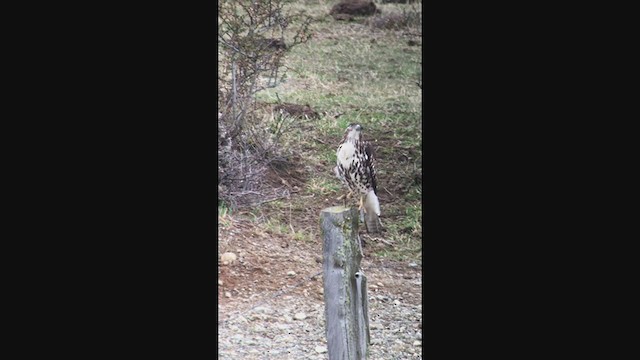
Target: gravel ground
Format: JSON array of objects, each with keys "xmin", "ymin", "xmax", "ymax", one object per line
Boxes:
[
  {"xmin": 218, "ymin": 261, "xmax": 423, "ymax": 359},
  {"xmin": 218, "ymin": 215, "xmax": 422, "ymax": 359}
]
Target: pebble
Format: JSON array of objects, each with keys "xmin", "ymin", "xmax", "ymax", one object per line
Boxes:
[
  {"xmin": 230, "ymin": 334, "xmax": 244, "ymax": 342},
  {"xmin": 254, "ymin": 306, "xmax": 274, "ymax": 314},
  {"xmin": 318, "ymin": 287, "xmax": 324, "ymax": 294},
  {"xmin": 393, "ymin": 299, "xmax": 401, "ymax": 306},
  {"xmin": 220, "ymin": 252, "xmax": 237, "ymax": 265},
  {"xmin": 315, "ymin": 345, "xmax": 328, "ymax": 353},
  {"xmin": 413, "ymin": 340, "xmax": 422, "ymax": 346},
  {"xmin": 294, "ymin": 312, "xmax": 307, "ymax": 320},
  {"xmin": 224, "ymin": 291, "xmax": 232, "ymax": 298},
  {"xmin": 370, "ymin": 338, "xmax": 382, "ymax": 345},
  {"xmin": 369, "ymin": 284, "xmax": 378, "ymax": 289},
  {"xmin": 409, "ymin": 262, "xmax": 418, "ymax": 268},
  {"xmin": 377, "ymin": 282, "xmax": 384, "ymax": 287},
  {"xmin": 252, "ymin": 324, "xmax": 265, "ymax": 333},
  {"xmin": 417, "ymin": 332, "xmax": 422, "ymax": 340},
  {"xmin": 218, "ymin": 279, "xmax": 223, "ymax": 286},
  {"xmin": 287, "ymin": 271, "xmax": 297, "ymax": 277}
]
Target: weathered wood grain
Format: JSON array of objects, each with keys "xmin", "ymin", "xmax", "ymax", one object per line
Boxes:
[{"xmin": 321, "ymin": 206, "xmax": 370, "ymax": 359}]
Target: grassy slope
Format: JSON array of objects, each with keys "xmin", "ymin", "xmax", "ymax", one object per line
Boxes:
[{"xmin": 222, "ymin": 1, "xmax": 422, "ymax": 262}]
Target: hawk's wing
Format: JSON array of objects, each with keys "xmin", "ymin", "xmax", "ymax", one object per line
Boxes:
[
  {"xmin": 362, "ymin": 141, "xmax": 382, "ymax": 233},
  {"xmin": 364, "ymin": 142, "xmax": 378, "ymax": 196}
]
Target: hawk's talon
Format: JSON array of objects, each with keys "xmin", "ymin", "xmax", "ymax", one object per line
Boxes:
[{"xmin": 337, "ymin": 191, "xmax": 355, "ymax": 207}]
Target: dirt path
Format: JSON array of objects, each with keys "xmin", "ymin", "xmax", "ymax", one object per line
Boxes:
[{"xmin": 218, "ymin": 216, "xmax": 423, "ymax": 359}]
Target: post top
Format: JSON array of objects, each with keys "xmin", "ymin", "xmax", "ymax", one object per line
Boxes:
[{"xmin": 321, "ymin": 206, "xmax": 352, "ymax": 213}]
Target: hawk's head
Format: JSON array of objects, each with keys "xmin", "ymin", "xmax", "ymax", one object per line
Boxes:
[{"xmin": 342, "ymin": 123, "xmax": 363, "ymax": 142}]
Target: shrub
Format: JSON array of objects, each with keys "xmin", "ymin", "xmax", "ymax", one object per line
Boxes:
[{"xmin": 218, "ymin": 0, "xmax": 312, "ymax": 208}]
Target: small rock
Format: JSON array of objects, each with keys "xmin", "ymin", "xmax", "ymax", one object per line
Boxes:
[
  {"xmin": 370, "ymin": 338, "xmax": 382, "ymax": 345},
  {"xmin": 287, "ymin": 271, "xmax": 297, "ymax": 277},
  {"xmin": 230, "ymin": 334, "xmax": 244, "ymax": 342},
  {"xmin": 315, "ymin": 345, "xmax": 328, "ymax": 353},
  {"xmin": 417, "ymin": 332, "xmax": 422, "ymax": 340},
  {"xmin": 224, "ymin": 291, "xmax": 232, "ymax": 298},
  {"xmin": 409, "ymin": 262, "xmax": 418, "ymax": 267},
  {"xmin": 218, "ymin": 279, "xmax": 223, "ymax": 286},
  {"xmin": 318, "ymin": 287, "xmax": 324, "ymax": 294},
  {"xmin": 294, "ymin": 312, "xmax": 307, "ymax": 320},
  {"xmin": 254, "ymin": 306, "xmax": 274, "ymax": 314},
  {"xmin": 370, "ymin": 323, "xmax": 381, "ymax": 329},
  {"xmin": 369, "ymin": 284, "xmax": 378, "ymax": 289},
  {"xmin": 393, "ymin": 299, "xmax": 401, "ymax": 306},
  {"xmin": 394, "ymin": 339, "xmax": 404, "ymax": 345},
  {"xmin": 252, "ymin": 324, "xmax": 266, "ymax": 332},
  {"xmin": 413, "ymin": 340, "xmax": 422, "ymax": 346},
  {"xmin": 220, "ymin": 252, "xmax": 237, "ymax": 265},
  {"xmin": 377, "ymin": 282, "xmax": 384, "ymax": 287}
]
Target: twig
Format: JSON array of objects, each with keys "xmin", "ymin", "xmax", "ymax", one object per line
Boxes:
[
  {"xmin": 229, "ymin": 190, "xmax": 263, "ymax": 196},
  {"xmin": 251, "ymin": 195, "xmax": 288, "ymax": 206},
  {"xmin": 289, "ymin": 204, "xmax": 295, "ymax": 234}
]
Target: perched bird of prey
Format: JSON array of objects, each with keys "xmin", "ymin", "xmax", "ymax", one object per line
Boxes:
[{"xmin": 334, "ymin": 124, "xmax": 382, "ymax": 233}]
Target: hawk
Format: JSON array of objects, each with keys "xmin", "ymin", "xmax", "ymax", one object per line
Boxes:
[{"xmin": 334, "ymin": 124, "xmax": 382, "ymax": 233}]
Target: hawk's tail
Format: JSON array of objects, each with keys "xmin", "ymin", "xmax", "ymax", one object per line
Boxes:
[{"xmin": 363, "ymin": 190, "xmax": 382, "ymax": 233}]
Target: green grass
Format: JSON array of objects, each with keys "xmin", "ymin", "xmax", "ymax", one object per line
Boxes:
[
  {"xmin": 229, "ymin": 1, "xmax": 422, "ymax": 263},
  {"xmin": 218, "ymin": 203, "xmax": 232, "ymax": 227}
]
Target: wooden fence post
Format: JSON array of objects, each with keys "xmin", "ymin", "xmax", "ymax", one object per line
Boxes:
[{"xmin": 320, "ymin": 206, "xmax": 370, "ymax": 360}]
